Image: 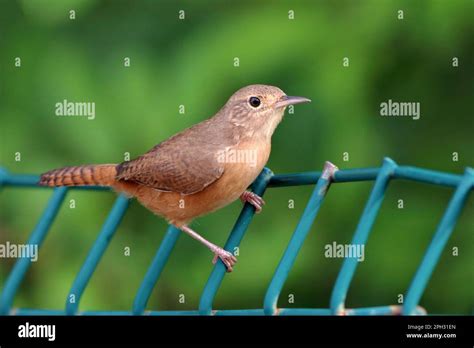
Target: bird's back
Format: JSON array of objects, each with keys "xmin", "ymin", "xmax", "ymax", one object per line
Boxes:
[{"xmin": 115, "ymin": 113, "xmax": 240, "ymax": 195}]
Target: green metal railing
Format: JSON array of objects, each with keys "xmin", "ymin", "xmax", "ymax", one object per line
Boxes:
[{"xmin": 0, "ymin": 157, "xmax": 472, "ymax": 315}]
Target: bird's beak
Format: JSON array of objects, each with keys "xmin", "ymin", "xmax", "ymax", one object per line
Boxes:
[{"xmin": 275, "ymin": 95, "xmax": 311, "ymax": 109}]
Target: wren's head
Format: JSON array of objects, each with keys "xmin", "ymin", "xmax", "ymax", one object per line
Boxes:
[{"xmin": 221, "ymin": 84, "xmax": 311, "ymax": 139}]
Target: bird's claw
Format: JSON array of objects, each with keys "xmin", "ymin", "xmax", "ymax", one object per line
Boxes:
[
  {"xmin": 212, "ymin": 247, "xmax": 237, "ymax": 272},
  {"xmin": 240, "ymin": 191, "xmax": 265, "ymax": 213}
]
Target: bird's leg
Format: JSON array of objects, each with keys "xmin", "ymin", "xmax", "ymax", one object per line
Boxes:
[
  {"xmin": 240, "ymin": 191, "xmax": 265, "ymax": 213},
  {"xmin": 179, "ymin": 225, "xmax": 237, "ymax": 272}
]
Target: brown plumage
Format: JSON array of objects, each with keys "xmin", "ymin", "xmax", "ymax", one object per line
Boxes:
[
  {"xmin": 39, "ymin": 84, "xmax": 311, "ymax": 271},
  {"xmin": 40, "ymin": 164, "xmax": 117, "ymax": 187}
]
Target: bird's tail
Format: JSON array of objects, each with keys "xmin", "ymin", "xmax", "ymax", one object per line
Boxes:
[{"xmin": 39, "ymin": 164, "xmax": 118, "ymax": 187}]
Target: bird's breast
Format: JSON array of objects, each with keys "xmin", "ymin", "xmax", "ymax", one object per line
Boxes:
[{"xmin": 185, "ymin": 139, "xmax": 271, "ymax": 217}]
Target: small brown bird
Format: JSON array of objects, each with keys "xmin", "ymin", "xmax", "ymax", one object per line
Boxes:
[{"xmin": 39, "ymin": 84, "xmax": 310, "ymax": 271}]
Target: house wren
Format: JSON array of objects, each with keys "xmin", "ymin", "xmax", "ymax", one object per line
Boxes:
[{"xmin": 39, "ymin": 84, "xmax": 311, "ymax": 272}]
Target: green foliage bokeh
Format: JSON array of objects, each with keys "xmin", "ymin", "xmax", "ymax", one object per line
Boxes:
[{"xmin": 0, "ymin": 0, "xmax": 472, "ymax": 314}]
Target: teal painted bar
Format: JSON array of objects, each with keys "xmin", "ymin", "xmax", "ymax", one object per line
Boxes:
[
  {"xmin": 0, "ymin": 165, "xmax": 464, "ymax": 189},
  {"xmin": 198, "ymin": 168, "xmax": 274, "ymax": 315},
  {"xmin": 394, "ymin": 166, "xmax": 462, "ymax": 187},
  {"xmin": 14, "ymin": 309, "xmax": 67, "ymax": 316},
  {"xmin": 132, "ymin": 226, "xmax": 181, "ymax": 315},
  {"xmin": 65, "ymin": 195, "xmax": 129, "ymax": 315},
  {"xmin": 10, "ymin": 306, "xmax": 426, "ymax": 316},
  {"xmin": 147, "ymin": 310, "xmax": 200, "ymax": 316},
  {"xmin": 264, "ymin": 162, "xmax": 337, "ymax": 315},
  {"xmin": 0, "ymin": 187, "xmax": 68, "ymax": 315},
  {"xmin": 82, "ymin": 310, "xmax": 133, "ymax": 316},
  {"xmin": 402, "ymin": 168, "xmax": 474, "ymax": 315},
  {"xmin": 278, "ymin": 308, "xmax": 332, "ymax": 315},
  {"xmin": 269, "ymin": 166, "xmax": 464, "ymax": 188},
  {"xmin": 330, "ymin": 158, "xmax": 398, "ymax": 314},
  {"xmin": 214, "ymin": 309, "xmax": 265, "ymax": 316},
  {"xmin": 345, "ymin": 305, "xmax": 425, "ymax": 316}
]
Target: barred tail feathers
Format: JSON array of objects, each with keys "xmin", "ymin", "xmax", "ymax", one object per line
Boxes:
[{"xmin": 39, "ymin": 164, "xmax": 117, "ymax": 187}]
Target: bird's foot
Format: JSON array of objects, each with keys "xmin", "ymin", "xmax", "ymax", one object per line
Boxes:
[
  {"xmin": 240, "ymin": 191, "xmax": 265, "ymax": 213},
  {"xmin": 212, "ymin": 247, "xmax": 237, "ymax": 272}
]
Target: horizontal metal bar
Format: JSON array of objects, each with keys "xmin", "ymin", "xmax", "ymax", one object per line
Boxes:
[
  {"xmin": 12, "ymin": 306, "xmax": 427, "ymax": 316},
  {"xmin": 82, "ymin": 310, "xmax": 133, "ymax": 316},
  {"xmin": 266, "ymin": 165, "xmax": 467, "ymax": 188},
  {"xmin": 268, "ymin": 168, "xmax": 381, "ymax": 187},
  {"xmin": 14, "ymin": 309, "xmax": 67, "ymax": 316},
  {"xmin": 213, "ymin": 309, "xmax": 265, "ymax": 316},
  {"xmin": 147, "ymin": 310, "xmax": 200, "ymax": 316},
  {"xmin": 345, "ymin": 305, "xmax": 427, "ymax": 316},
  {"xmin": 268, "ymin": 171, "xmax": 321, "ymax": 187},
  {"xmin": 394, "ymin": 166, "xmax": 463, "ymax": 187},
  {"xmin": 2, "ymin": 163, "xmax": 468, "ymax": 191},
  {"xmin": 278, "ymin": 308, "xmax": 332, "ymax": 315}
]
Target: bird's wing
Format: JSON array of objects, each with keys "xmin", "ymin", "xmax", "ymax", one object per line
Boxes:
[{"xmin": 116, "ymin": 122, "xmax": 228, "ymax": 195}]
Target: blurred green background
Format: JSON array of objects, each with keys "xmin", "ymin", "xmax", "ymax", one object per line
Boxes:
[{"xmin": 0, "ymin": 0, "xmax": 472, "ymax": 314}]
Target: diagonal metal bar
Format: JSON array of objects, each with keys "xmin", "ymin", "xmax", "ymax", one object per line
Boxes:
[
  {"xmin": 0, "ymin": 187, "xmax": 68, "ymax": 315},
  {"xmin": 132, "ymin": 225, "xmax": 181, "ymax": 315},
  {"xmin": 330, "ymin": 157, "xmax": 398, "ymax": 314},
  {"xmin": 402, "ymin": 167, "xmax": 474, "ymax": 315},
  {"xmin": 198, "ymin": 168, "xmax": 274, "ymax": 315},
  {"xmin": 263, "ymin": 161, "xmax": 338, "ymax": 315},
  {"xmin": 65, "ymin": 194, "xmax": 129, "ymax": 315}
]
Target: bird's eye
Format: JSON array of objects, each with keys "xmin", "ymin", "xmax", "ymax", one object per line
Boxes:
[{"xmin": 249, "ymin": 96, "xmax": 261, "ymax": 108}]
